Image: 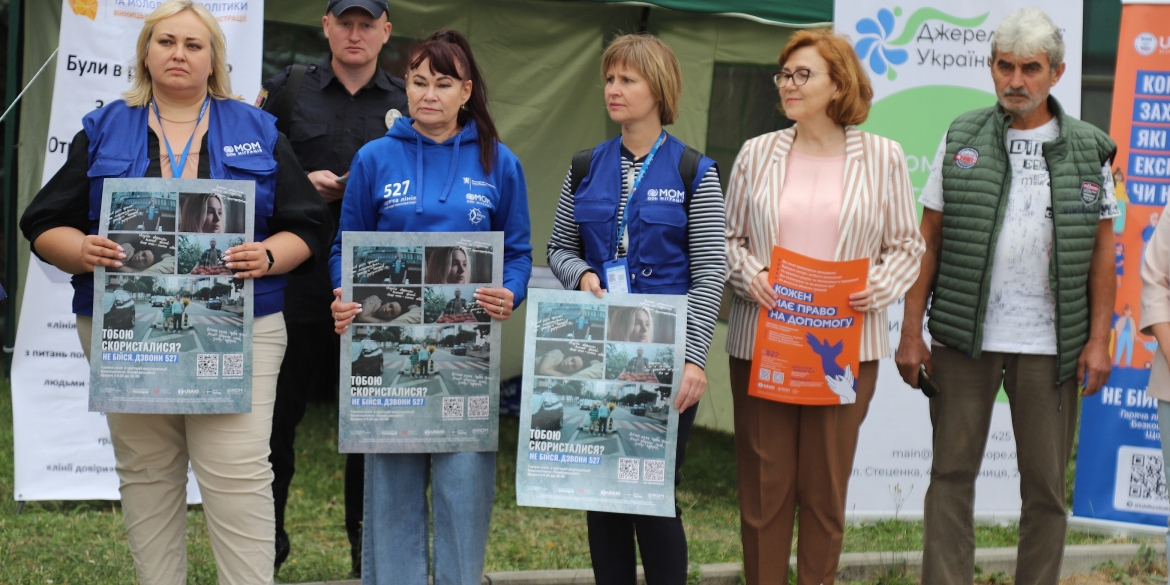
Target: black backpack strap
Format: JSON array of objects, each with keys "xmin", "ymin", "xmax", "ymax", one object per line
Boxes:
[
  {"xmin": 678, "ymin": 145, "xmax": 703, "ymax": 208},
  {"xmin": 569, "ymin": 148, "xmax": 594, "ymax": 196},
  {"xmin": 274, "ymin": 63, "xmax": 308, "ymax": 137}
]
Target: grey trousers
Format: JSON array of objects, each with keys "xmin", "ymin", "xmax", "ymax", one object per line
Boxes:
[{"xmin": 921, "ymin": 344, "xmax": 1079, "ymax": 585}]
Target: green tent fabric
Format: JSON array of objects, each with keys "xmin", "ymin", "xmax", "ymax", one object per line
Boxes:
[
  {"xmin": 580, "ymin": 0, "xmax": 831, "ymax": 26},
  {"xmin": 17, "ymin": 0, "xmax": 795, "ymax": 432}
]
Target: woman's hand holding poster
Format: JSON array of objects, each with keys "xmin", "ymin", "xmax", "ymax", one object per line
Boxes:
[{"xmin": 749, "ymin": 247, "xmax": 868, "ymax": 405}]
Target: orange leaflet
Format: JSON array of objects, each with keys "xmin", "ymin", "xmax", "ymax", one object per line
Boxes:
[{"xmin": 748, "ymin": 247, "xmax": 868, "ymax": 406}]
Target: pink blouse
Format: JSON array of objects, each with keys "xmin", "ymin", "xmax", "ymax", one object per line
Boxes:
[{"xmin": 776, "ymin": 151, "xmax": 846, "ymax": 261}]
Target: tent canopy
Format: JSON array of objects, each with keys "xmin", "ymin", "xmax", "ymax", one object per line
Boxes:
[
  {"xmin": 580, "ymin": 0, "xmax": 832, "ymax": 26},
  {"xmin": 17, "ymin": 0, "xmax": 794, "ymax": 396}
]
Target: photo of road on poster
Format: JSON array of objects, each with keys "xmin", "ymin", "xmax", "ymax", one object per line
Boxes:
[
  {"xmin": 517, "ymin": 289, "xmax": 685, "ymax": 517},
  {"xmin": 90, "ymin": 178, "xmax": 254, "ymax": 414},
  {"xmin": 338, "ymin": 232, "xmax": 503, "ymax": 453}
]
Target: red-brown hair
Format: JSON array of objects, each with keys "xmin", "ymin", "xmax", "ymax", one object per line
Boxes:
[
  {"xmin": 777, "ymin": 29, "xmax": 873, "ymax": 126},
  {"xmin": 409, "ymin": 30, "xmax": 499, "ymax": 174}
]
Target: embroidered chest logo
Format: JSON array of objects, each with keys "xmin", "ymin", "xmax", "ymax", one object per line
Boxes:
[
  {"xmin": 1081, "ymin": 181, "xmax": 1101, "ymax": 205},
  {"xmin": 954, "ymin": 147, "xmax": 979, "ymax": 169},
  {"xmin": 223, "ymin": 142, "xmax": 263, "ymax": 157},
  {"xmin": 468, "ymin": 208, "xmax": 486, "ymax": 224},
  {"xmin": 646, "ymin": 188, "xmax": 685, "ymax": 203}
]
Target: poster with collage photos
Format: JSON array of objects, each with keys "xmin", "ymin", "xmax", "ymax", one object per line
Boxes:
[
  {"xmin": 339, "ymin": 232, "xmax": 504, "ymax": 453},
  {"xmin": 90, "ymin": 178, "xmax": 254, "ymax": 414},
  {"xmin": 516, "ymin": 289, "xmax": 685, "ymax": 517}
]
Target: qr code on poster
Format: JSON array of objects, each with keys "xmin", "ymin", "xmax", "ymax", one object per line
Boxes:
[
  {"xmin": 442, "ymin": 397, "xmax": 465, "ymax": 420},
  {"xmin": 618, "ymin": 457, "xmax": 640, "ymax": 481},
  {"xmin": 1113, "ymin": 445, "xmax": 1170, "ymax": 514},
  {"xmin": 196, "ymin": 353, "xmax": 219, "ymax": 378},
  {"xmin": 467, "ymin": 395, "xmax": 490, "ymax": 419},
  {"xmin": 643, "ymin": 459, "xmax": 666, "ymax": 483},
  {"xmin": 1128, "ymin": 453, "xmax": 1167, "ymax": 500},
  {"xmin": 222, "ymin": 354, "xmax": 244, "ymax": 378}
]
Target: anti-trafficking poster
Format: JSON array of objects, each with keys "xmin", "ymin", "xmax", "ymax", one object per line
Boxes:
[
  {"xmin": 339, "ymin": 232, "xmax": 503, "ymax": 453},
  {"xmin": 516, "ymin": 289, "xmax": 684, "ymax": 517},
  {"xmin": 90, "ymin": 178, "xmax": 254, "ymax": 414}
]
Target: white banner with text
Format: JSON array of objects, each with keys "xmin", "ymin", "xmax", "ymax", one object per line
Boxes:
[
  {"xmin": 11, "ymin": 0, "xmax": 264, "ymax": 502},
  {"xmin": 834, "ymin": 0, "xmax": 1083, "ymax": 520}
]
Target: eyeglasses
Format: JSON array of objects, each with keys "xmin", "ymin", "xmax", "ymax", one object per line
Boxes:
[{"xmin": 773, "ymin": 69, "xmax": 824, "ymax": 88}]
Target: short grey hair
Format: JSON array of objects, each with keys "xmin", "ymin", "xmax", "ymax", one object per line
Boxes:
[{"xmin": 990, "ymin": 7, "xmax": 1065, "ymax": 68}]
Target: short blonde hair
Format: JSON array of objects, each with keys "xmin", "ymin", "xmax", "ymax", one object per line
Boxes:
[
  {"xmin": 124, "ymin": 0, "xmax": 238, "ymax": 106},
  {"xmin": 601, "ymin": 34, "xmax": 682, "ymax": 126},
  {"xmin": 778, "ymin": 29, "xmax": 873, "ymax": 126}
]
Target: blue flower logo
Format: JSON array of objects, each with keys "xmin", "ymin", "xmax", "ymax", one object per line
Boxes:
[{"xmin": 855, "ymin": 8, "xmax": 910, "ymax": 80}]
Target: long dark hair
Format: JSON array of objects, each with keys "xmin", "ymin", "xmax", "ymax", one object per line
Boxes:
[{"xmin": 408, "ymin": 29, "xmax": 499, "ymax": 174}]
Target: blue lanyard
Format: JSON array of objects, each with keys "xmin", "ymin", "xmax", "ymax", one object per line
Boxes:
[
  {"xmin": 152, "ymin": 95, "xmax": 210, "ymax": 178},
  {"xmin": 615, "ymin": 130, "xmax": 666, "ymax": 255}
]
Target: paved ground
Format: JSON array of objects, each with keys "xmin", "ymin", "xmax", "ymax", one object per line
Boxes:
[{"xmin": 124, "ymin": 299, "xmax": 243, "ymax": 353}]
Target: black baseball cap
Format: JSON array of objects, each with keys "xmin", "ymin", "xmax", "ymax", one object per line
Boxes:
[{"xmin": 326, "ymin": 0, "xmax": 388, "ymax": 18}]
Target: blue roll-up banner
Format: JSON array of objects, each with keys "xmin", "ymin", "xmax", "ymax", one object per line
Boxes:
[{"xmin": 1071, "ymin": 0, "xmax": 1170, "ymax": 532}]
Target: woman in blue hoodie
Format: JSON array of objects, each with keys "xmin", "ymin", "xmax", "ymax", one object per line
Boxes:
[{"xmin": 329, "ymin": 29, "xmax": 532, "ymax": 585}]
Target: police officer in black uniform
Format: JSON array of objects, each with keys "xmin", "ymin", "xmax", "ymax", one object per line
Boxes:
[{"xmin": 256, "ymin": 0, "xmax": 406, "ymax": 576}]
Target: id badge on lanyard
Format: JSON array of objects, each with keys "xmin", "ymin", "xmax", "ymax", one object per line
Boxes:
[
  {"xmin": 603, "ymin": 259, "xmax": 631, "ymax": 294},
  {"xmin": 607, "ymin": 131, "xmax": 666, "ymax": 294}
]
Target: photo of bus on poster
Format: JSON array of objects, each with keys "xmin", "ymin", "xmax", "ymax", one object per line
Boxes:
[
  {"xmin": 516, "ymin": 289, "xmax": 685, "ymax": 517},
  {"xmin": 90, "ymin": 178, "xmax": 254, "ymax": 414},
  {"xmin": 338, "ymin": 232, "xmax": 503, "ymax": 453}
]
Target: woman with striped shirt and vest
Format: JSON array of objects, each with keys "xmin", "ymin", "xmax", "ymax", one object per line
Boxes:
[
  {"xmin": 724, "ymin": 30, "xmax": 924, "ymax": 585},
  {"xmin": 547, "ymin": 33, "xmax": 726, "ymax": 585}
]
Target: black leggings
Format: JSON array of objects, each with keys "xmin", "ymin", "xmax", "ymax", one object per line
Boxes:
[{"xmin": 587, "ymin": 405, "xmax": 698, "ymax": 585}]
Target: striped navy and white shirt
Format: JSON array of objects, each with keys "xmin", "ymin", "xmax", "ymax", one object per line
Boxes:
[{"xmin": 547, "ymin": 148, "xmax": 727, "ymax": 368}]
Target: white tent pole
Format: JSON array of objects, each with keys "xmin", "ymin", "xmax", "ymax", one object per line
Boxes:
[{"xmin": 0, "ymin": 48, "xmax": 58, "ymax": 125}]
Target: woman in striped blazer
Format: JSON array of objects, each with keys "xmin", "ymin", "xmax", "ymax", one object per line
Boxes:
[{"xmin": 723, "ymin": 30, "xmax": 924, "ymax": 585}]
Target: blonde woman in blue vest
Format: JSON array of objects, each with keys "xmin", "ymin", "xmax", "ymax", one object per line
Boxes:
[
  {"xmin": 547, "ymin": 33, "xmax": 727, "ymax": 585},
  {"xmin": 21, "ymin": 2, "xmax": 330, "ymax": 583}
]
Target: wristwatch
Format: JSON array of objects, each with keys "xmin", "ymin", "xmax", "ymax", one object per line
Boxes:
[{"xmin": 266, "ymin": 249, "xmax": 275, "ymax": 273}]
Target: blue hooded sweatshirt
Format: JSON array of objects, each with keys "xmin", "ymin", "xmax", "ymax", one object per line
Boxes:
[{"xmin": 330, "ymin": 117, "xmax": 533, "ymax": 306}]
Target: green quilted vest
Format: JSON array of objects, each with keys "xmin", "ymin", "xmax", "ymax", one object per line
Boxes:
[{"xmin": 928, "ymin": 97, "xmax": 1116, "ymax": 383}]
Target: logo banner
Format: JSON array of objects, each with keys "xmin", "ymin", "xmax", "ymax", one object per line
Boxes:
[
  {"xmin": 11, "ymin": 0, "xmax": 264, "ymax": 502},
  {"xmin": 833, "ymin": 0, "xmax": 1083, "ymax": 520},
  {"xmin": 1072, "ymin": 2, "xmax": 1170, "ymax": 532}
]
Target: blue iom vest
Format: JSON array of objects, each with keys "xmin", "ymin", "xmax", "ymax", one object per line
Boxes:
[
  {"xmin": 78, "ymin": 98, "xmax": 284, "ymax": 316},
  {"xmin": 572, "ymin": 134, "xmax": 714, "ymax": 295}
]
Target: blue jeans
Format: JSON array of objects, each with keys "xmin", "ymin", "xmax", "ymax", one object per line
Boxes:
[{"xmin": 362, "ymin": 451, "xmax": 496, "ymax": 585}]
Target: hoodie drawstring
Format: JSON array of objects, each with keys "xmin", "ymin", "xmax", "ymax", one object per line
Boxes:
[
  {"xmin": 414, "ymin": 133, "xmax": 424, "ymax": 214},
  {"xmin": 439, "ymin": 133, "xmax": 461, "ymax": 203},
  {"xmin": 413, "ymin": 129, "xmax": 463, "ymax": 213}
]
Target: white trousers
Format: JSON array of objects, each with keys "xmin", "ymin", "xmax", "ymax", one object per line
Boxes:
[{"xmin": 79, "ymin": 312, "xmax": 286, "ymax": 585}]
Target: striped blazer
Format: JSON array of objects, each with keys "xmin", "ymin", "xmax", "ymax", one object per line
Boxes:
[{"xmin": 724, "ymin": 125, "xmax": 925, "ymax": 362}]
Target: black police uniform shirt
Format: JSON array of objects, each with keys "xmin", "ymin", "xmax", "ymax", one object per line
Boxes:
[{"xmin": 259, "ymin": 58, "xmax": 407, "ymax": 322}]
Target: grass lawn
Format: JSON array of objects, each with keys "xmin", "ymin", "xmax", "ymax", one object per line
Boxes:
[{"xmin": 0, "ymin": 382, "xmax": 1156, "ymax": 584}]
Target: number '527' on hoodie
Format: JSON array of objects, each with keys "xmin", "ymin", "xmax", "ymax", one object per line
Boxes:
[{"xmin": 329, "ymin": 116, "xmax": 533, "ymax": 306}]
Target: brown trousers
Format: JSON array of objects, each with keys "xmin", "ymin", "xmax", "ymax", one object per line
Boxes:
[
  {"xmin": 922, "ymin": 345, "xmax": 1079, "ymax": 585},
  {"xmin": 729, "ymin": 356, "xmax": 878, "ymax": 585}
]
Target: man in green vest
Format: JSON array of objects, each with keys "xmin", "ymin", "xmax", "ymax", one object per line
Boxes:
[{"xmin": 894, "ymin": 8, "xmax": 1118, "ymax": 585}]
